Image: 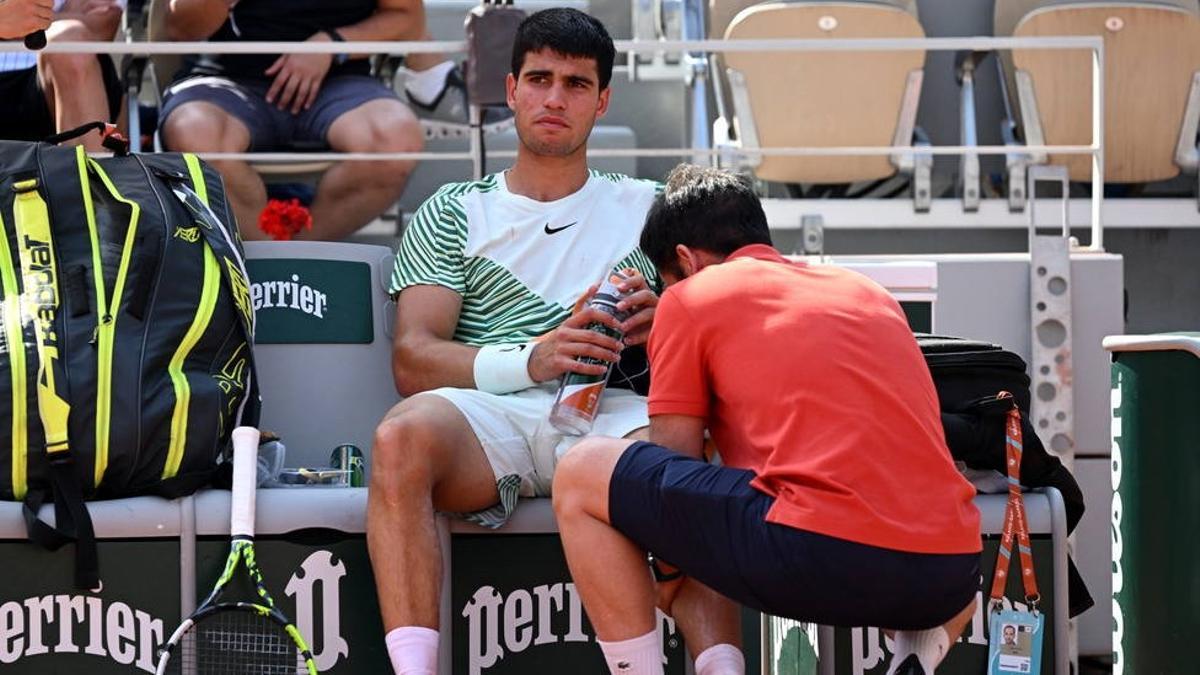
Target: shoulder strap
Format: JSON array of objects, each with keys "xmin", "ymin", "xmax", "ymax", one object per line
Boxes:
[
  {"xmin": 12, "ymin": 170, "xmax": 101, "ymax": 591},
  {"xmin": 23, "ymin": 473, "xmax": 100, "ymax": 590}
]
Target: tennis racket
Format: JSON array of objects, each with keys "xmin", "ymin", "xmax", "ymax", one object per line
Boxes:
[{"xmin": 156, "ymin": 427, "xmax": 318, "ymax": 674}]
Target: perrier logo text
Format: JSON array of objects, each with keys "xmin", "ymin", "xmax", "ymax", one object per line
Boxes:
[{"xmin": 251, "ymin": 274, "xmax": 328, "ymax": 319}]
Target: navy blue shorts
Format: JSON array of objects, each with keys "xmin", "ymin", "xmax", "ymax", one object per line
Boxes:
[
  {"xmin": 160, "ymin": 74, "xmax": 399, "ymax": 150},
  {"xmin": 608, "ymin": 442, "xmax": 980, "ymax": 630}
]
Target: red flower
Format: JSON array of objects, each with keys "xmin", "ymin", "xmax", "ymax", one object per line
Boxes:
[{"xmin": 258, "ymin": 198, "xmax": 313, "ymax": 241}]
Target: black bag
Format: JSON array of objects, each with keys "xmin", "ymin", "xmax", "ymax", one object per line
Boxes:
[
  {"xmin": 0, "ymin": 125, "xmax": 259, "ymax": 589},
  {"xmin": 465, "ymin": 0, "xmax": 527, "ymax": 107},
  {"xmin": 916, "ymin": 334, "xmax": 1093, "ymax": 617}
]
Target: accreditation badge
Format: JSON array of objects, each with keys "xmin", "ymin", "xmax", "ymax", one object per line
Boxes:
[{"xmin": 987, "ymin": 609, "xmax": 1043, "ymax": 675}]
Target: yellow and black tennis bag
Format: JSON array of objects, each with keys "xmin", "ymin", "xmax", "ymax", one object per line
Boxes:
[{"xmin": 0, "ymin": 124, "xmax": 259, "ymax": 589}]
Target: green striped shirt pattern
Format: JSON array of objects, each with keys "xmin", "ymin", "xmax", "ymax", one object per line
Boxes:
[{"xmin": 390, "ymin": 172, "xmax": 662, "ymax": 347}]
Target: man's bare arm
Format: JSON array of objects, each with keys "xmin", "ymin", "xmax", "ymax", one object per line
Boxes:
[
  {"xmin": 649, "ymin": 414, "xmax": 706, "ymax": 459},
  {"xmin": 165, "ymin": 0, "xmax": 233, "ymax": 41},
  {"xmin": 392, "ymin": 283, "xmax": 626, "ymax": 397},
  {"xmin": 391, "ymin": 285, "xmax": 477, "ymax": 397},
  {"xmin": 334, "ymin": 0, "xmax": 423, "ymax": 43}
]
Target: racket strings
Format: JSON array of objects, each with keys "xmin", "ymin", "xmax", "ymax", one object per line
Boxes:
[{"xmin": 172, "ymin": 609, "xmax": 304, "ymax": 674}]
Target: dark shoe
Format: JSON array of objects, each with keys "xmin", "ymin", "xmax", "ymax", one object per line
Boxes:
[
  {"xmin": 406, "ymin": 65, "xmax": 514, "ymax": 140},
  {"xmin": 890, "ymin": 653, "xmax": 927, "ymax": 675}
]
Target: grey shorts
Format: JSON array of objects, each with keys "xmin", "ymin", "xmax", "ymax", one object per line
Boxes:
[{"xmin": 160, "ymin": 74, "xmax": 400, "ymax": 150}]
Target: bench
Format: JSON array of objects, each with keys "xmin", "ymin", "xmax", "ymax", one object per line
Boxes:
[{"xmin": 0, "ymin": 243, "xmax": 1071, "ymax": 674}]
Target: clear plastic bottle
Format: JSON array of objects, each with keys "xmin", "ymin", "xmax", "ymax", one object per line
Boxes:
[{"xmin": 548, "ymin": 274, "xmax": 631, "ymax": 435}]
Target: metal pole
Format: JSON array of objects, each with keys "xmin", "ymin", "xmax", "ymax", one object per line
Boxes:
[
  {"xmin": 683, "ymin": 0, "xmax": 711, "ymax": 166},
  {"xmin": 1091, "ymin": 43, "xmax": 1106, "ymax": 251}
]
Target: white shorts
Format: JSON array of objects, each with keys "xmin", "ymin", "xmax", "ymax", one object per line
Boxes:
[{"xmin": 422, "ymin": 382, "xmax": 648, "ymax": 498}]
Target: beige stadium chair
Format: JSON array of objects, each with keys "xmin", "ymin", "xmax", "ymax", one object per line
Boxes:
[
  {"xmin": 712, "ymin": 1, "xmax": 933, "ymax": 210},
  {"xmin": 995, "ymin": 0, "xmax": 1200, "ymax": 208}
]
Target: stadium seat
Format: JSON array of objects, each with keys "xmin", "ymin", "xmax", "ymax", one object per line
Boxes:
[
  {"xmin": 711, "ymin": 1, "xmax": 933, "ymax": 210},
  {"xmin": 994, "ymin": 0, "xmax": 1200, "ymax": 207},
  {"xmin": 245, "ymin": 241, "xmax": 401, "ymax": 471}
]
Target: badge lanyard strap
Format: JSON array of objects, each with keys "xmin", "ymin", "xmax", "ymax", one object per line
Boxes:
[{"xmin": 988, "ymin": 392, "xmax": 1041, "ymax": 612}]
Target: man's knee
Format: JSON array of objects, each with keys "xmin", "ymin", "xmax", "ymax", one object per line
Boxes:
[
  {"xmin": 371, "ymin": 409, "xmax": 440, "ymax": 491},
  {"xmin": 330, "ymin": 100, "xmax": 423, "ymax": 177},
  {"xmin": 161, "ymin": 103, "xmax": 247, "ymax": 152},
  {"xmin": 39, "ymin": 52, "xmax": 100, "ymax": 91},
  {"xmin": 552, "ymin": 436, "xmax": 628, "ymax": 514}
]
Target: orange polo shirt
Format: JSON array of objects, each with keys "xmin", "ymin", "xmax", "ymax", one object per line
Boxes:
[{"xmin": 647, "ymin": 245, "xmax": 980, "ymax": 554}]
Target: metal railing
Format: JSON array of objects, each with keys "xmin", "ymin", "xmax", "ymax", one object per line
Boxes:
[{"xmin": 0, "ymin": 35, "xmax": 1106, "ymax": 247}]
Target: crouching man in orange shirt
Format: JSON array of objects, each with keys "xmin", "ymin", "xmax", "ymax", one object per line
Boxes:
[{"xmin": 553, "ymin": 164, "xmax": 982, "ymax": 675}]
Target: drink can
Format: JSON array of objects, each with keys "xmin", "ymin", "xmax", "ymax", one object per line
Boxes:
[{"xmin": 330, "ymin": 444, "xmax": 365, "ymax": 487}]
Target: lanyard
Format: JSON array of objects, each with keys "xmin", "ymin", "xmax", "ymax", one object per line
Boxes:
[{"xmin": 988, "ymin": 392, "xmax": 1041, "ymax": 610}]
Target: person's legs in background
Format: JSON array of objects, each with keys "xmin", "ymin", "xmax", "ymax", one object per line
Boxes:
[
  {"xmin": 302, "ymin": 90, "xmax": 421, "ymax": 240},
  {"xmin": 397, "ymin": 0, "xmax": 513, "ymax": 135},
  {"xmin": 398, "ymin": 0, "xmax": 454, "ymax": 109},
  {"xmin": 160, "ymin": 74, "xmax": 422, "ymax": 242},
  {"xmin": 160, "ymin": 95, "xmax": 267, "ymax": 240},
  {"xmin": 36, "ymin": 13, "xmax": 124, "ymax": 151}
]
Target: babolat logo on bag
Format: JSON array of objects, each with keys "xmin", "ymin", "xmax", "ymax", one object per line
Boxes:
[
  {"xmin": 173, "ymin": 225, "xmax": 200, "ymax": 242},
  {"xmin": 248, "ymin": 259, "xmax": 373, "ymax": 345}
]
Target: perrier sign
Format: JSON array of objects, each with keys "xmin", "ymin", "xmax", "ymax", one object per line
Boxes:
[{"xmin": 247, "ymin": 259, "xmax": 374, "ymax": 344}]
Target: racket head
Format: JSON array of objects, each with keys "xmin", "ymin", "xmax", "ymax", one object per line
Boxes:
[{"xmin": 156, "ymin": 603, "xmax": 316, "ymax": 675}]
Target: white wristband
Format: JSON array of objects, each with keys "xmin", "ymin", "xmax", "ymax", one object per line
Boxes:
[{"xmin": 473, "ymin": 343, "xmax": 537, "ymax": 394}]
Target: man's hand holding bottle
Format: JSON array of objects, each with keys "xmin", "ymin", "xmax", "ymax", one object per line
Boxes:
[{"xmin": 528, "ymin": 269, "xmax": 658, "ymax": 382}]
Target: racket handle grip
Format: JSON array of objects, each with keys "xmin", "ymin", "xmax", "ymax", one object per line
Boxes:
[{"xmin": 230, "ymin": 426, "xmax": 260, "ymax": 538}]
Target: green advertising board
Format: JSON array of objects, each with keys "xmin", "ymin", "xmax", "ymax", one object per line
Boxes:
[
  {"xmin": 0, "ymin": 508, "xmax": 1056, "ymax": 674},
  {"xmin": 900, "ymin": 300, "xmax": 933, "ymax": 334},
  {"xmin": 195, "ymin": 532, "xmax": 387, "ymax": 674},
  {"xmin": 1105, "ymin": 334, "xmax": 1200, "ymax": 674},
  {"xmin": 247, "ymin": 259, "xmax": 374, "ymax": 344},
  {"xmin": 189, "ymin": 529, "xmax": 709, "ymax": 674},
  {"xmin": 0, "ymin": 538, "xmax": 179, "ymax": 674},
  {"xmin": 451, "ymin": 533, "xmax": 689, "ymax": 674}
]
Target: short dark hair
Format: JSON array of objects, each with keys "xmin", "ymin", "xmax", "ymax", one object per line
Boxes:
[
  {"xmin": 640, "ymin": 164, "xmax": 773, "ymax": 277},
  {"xmin": 511, "ymin": 8, "xmax": 615, "ymax": 90}
]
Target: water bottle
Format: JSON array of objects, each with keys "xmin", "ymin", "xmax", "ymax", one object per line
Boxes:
[{"xmin": 548, "ymin": 273, "xmax": 630, "ymax": 435}]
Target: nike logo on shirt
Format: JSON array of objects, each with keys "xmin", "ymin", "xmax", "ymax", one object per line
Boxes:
[{"xmin": 544, "ymin": 221, "xmax": 578, "ymax": 234}]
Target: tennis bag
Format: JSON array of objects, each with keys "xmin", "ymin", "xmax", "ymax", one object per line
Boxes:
[
  {"xmin": 0, "ymin": 126, "xmax": 259, "ymax": 589},
  {"xmin": 916, "ymin": 334, "xmax": 1093, "ymax": 617}
]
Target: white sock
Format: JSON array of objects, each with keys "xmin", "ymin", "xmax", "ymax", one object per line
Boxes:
[
  {"xmin": 597, "ymin": 629, "xmax": 664, "ymax": 675},
  {"xmin": 887, "ymin": 627, "xmax": 950, "ymax": 674},
  {"xmin": 385, "ymin": 626, "xmax": 439, "ymax": 675},
  {"xmin": 403, "ymin": 60, "xmax": 456, "ymax": 105},
  {"xmin": 694, "ymin": 643, "xmax": 745, "ymax": 675}
]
